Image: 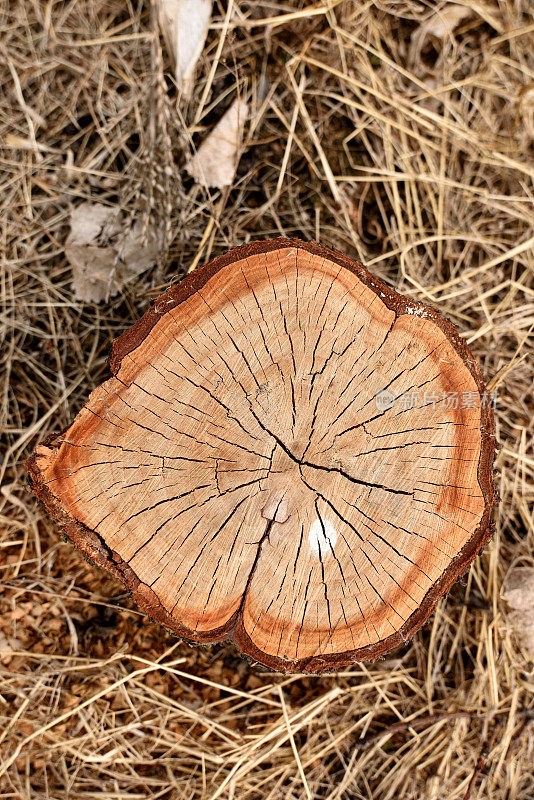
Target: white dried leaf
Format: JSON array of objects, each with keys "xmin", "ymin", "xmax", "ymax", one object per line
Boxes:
[
  {"xmin": 65, "ymin": 203, "xmax": 159, "ymax": 304},
  {"xmin": 157, "ymin": 0, "xmax": 212, "ymax": 97},
  {"xmin": 186, "ymin": 98, "xmax": 248, "ymax": 189},
  {"xmin": 409, "ymin": 4, "xmax": 472, "ymax": 66},
  {"xmin": 68, "ymin": 203, "xmax": 120, "ymax": 245},
  {"xmin": 502, "ymin": 567, "xmax": 534, "ymax": 660}
]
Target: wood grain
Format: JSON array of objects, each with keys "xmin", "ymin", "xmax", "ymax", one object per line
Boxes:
[{"xmin": 26, "ymin": 239, "xmax": 496, "ymax": 672}]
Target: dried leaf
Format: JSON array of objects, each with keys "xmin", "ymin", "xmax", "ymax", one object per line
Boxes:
[
  {"xmin": 186, "ymin": 98, "xmax": 248, "ymax": 189},
  {"xmin": 157, "ymin": 0, "xmax": 212, "ymax": 97},
  {"xmin": 65, "ymin": 203, "xmax": 159, "ymax": 304},
  {"xmin": 502, "ymin": 567, "xmax": 534, "ymax": 660},
  {"xmin": 409, "ymin": 4, "xmax": 472, "ymax": 66}
]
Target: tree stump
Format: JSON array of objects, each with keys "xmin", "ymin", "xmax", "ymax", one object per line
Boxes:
[{"xmin": 27, "ymin": 239, "xmax": 496, "ymax": 672}]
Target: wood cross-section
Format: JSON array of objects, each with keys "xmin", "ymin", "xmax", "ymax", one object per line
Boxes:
[{"xmin": 27, "ymin": 239, "xmax": 496, "ymax": 672}]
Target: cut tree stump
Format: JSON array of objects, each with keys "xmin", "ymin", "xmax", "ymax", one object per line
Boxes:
[{"xmin": 27, "ymin": 239, "xmax": 496, "ymax": 672}]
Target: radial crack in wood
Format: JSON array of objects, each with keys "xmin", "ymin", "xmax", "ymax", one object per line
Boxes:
[{"xmin": 26, "ymin": 239, "xmax": 496, "ymax": 672}]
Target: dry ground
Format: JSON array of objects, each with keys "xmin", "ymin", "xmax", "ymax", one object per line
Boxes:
[{"xmin": 1, "ymin": 1, "xmax": 533, "ymax": 798}]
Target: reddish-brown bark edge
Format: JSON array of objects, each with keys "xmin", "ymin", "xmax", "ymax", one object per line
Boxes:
[{"xmin": 25, "ymin": 237, "xmax": 497, "ymax": 674}]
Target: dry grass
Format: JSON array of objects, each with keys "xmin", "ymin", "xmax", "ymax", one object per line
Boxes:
[{"xmin": 1, "ymin": 1, "xmax": 533, "ymax": 798}]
